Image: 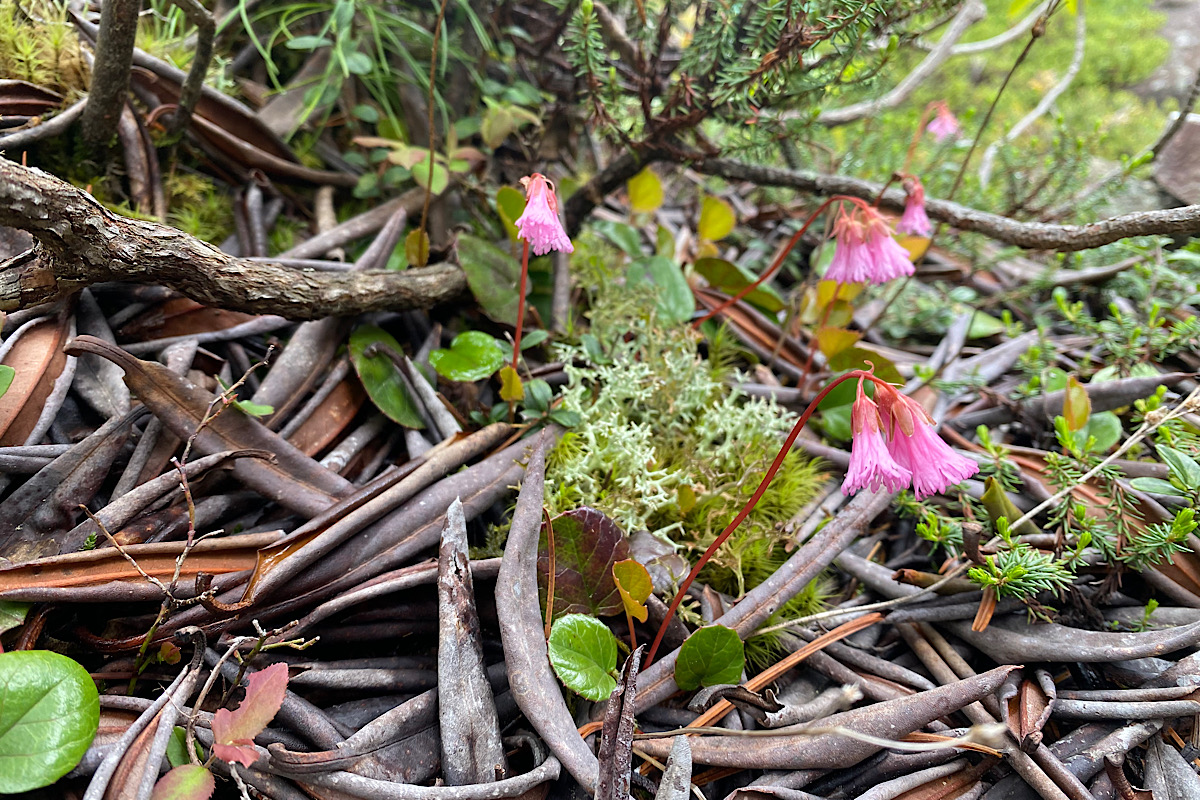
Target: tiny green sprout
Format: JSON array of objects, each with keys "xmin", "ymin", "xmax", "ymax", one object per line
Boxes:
[
  {"xmin": 80, "ymin": 533, "xmax": 98, "ymax": 551},
  {"xmin": 216, "ymin": 378, "xmax": 274, "ymax": 419}
]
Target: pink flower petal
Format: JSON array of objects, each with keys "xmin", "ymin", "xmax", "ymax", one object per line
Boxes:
[
  {"xmin": 886, "ymin": 422, "xmax": 978, "ymax": 499},
  {"xmin": 842, "ymin": 427, "xmax": 912, "ymax": 495},
  {"xmin": 515, "ymin": 174, "xmax": 574, "ymax": 256}
]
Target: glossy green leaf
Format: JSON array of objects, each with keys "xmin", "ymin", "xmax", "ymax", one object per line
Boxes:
[
  {"xmin": 1130, "ymin": 477, "xmax": 1185, "ymax": 497},
  {"xmin": 698, "ymin": 196, "xmax": 735, "ymax": 241},
  {"xmin": 1159, "ymin": 446, "xmax": 1200, "ymax": 491},
  {"xmin": 982, "ymin": 476, "xmax": 1039, "ymax": 536},
  {"xmin": 167, "ymin": 726, "xmax": 202, "ymax": 768},
  {"xmin": 150, "ymin": 765, "xmax": 215, "ymax": 800},
  {"xmin": 458, "ymin": 234, "xmax": 522, "ymax": 325},
  {"xmin": 0, "ymin": 651, "xmax": 99, "ymax": 792},
  {"xmin": 818, "ymin": 403, "xmax": 853, "ymax": 442},
  {"xmin": 430, "ymin": 331, "xmax": 506, "ymax": 382},
  {"xmin": 496, "ymin": 186, "xmax": 526, "ymax": 242},
  {"xmin": 547, "ymin": 614, "xmax": 618, "ymax": 701},
  {"xmin": 694, "ymin": 258, "xmax": 784, "ymax": 313},
  {"xmin": 627, "ymin": 256, "xmax": 694, "ymax": 324},
  {"xmin": 591, "ymin": 219, "xmax": 643, "ymax": 256},
  {"xmin": 0, "ymin": 365, "xmax": 14, "ymax": 399},
  {"xmin": 1083, "ymin": 411, "xmax": 1122, "ymax": 453},
  {"xmin": 627, "ymin": 168, "xmax": 664, "ymax": 213},
  {"xmin": 349, "ymin": 326, "xmax": 424, "ymax": 429},
  {"xmin": 674, "ymin": 625, "xmax": 745, "ymax": 691},
  {"xmin": 0, "ymin": 600, "xmax": 30, "ymax": 635}
]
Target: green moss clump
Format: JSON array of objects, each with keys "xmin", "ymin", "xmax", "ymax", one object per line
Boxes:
[
  {"xmin": 546, "ymin": 249, "xmax": 827, "ymax": 643},
  {"xmin": 166, "ymin": 172, "xmax": 235, "ymax": 244},
  {"xmin": 0, "ymin": 0, "xmax": 89, "ymax": 96}
]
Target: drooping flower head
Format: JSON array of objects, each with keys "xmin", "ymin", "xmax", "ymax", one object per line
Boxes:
[
  {"xmin": 839, "ymin": 379, "xmax": 979, "ymax": 500},
  {"xmin": 841, "ymin": 380, "xmax": 911, "ymax": 496},
  {"xmin": 896, "ymin": 178, "xmax": 932, "ymax": 237},
  {"xmin": 879, "ymin": 388, "xmax": 979, "ymax": 499},
  {"xmin": 926, "ymin": 102, "xmax": 959, "ymax": 143},
  {"xmin": 826, "ymin": 203, "xmax": 914, "ymax": 286},
  {"xmin": 515, "ymin": 173, "xmax": 574, "ymax": 256}
]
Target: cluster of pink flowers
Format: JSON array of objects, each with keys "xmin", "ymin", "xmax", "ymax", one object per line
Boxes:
[
  {"xmin": 515, "ymin": 173, "xmax": 574, "ymax": 255},
  {"xmin": 842, "ymin": 378, "xmax": 979, "ymax": 499},
  {"xmin": 926, "ymin": 102, "xmax": 960, "ymax": 142},
  {"xmin": 826, "ymin": 202, "xmax": 915, "ymax": 285}
]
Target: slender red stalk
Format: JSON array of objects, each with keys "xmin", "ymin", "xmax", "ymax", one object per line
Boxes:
[
  {"xmin": 512, "ymin": 239, "xmax": 531, "ymax": 373},
  {"xmin": 645, "ymin": 368, "xmax": 886, "ymax": 664},
  {"xmin": 693, "ymin": 196, "xmax": 866, "ymax": 329},
  {"xmin": 902, "ymin": 101, "xmax": 939, "ymax": 176}
]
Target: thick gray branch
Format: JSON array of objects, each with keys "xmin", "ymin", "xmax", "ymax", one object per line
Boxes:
[
  {"xmin": 0, "ymin": 159, "xmax": 466, "ymax": 319},
  {"xmin": 79, "ymin": 0, "xmax": 140, "ymax": 146},
  {"xmin": 694, "ymin": 157, "xmax": 1200, "ymax": 251}
]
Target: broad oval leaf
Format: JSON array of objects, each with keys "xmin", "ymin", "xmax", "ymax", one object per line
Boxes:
[
  {"xmin": 674, "ymin": 625, "xmax": 745, "ymax": 691},
  {"xmin": 1084, "ymin": 411, "xmax": 1122, "ymax": 454},
  {"xmin": 349, "ymin": 326, "xmax": 425, "ymax": 429},
  {"xmin": 1159, "ymin": 445, "xmax": 1200, "ymax": 491},
  {"xmin": 457, "ymin": 234, "xmax": 523, "ymax": 325},
  {"xmin": 626, "ymin": 256, "xmax": 694, "ymax": 324},
  {"xmin": 548, "ymin": 614, "xmax": 618, "ymax": 700},
  {"xmin": 151, "ymin": 764, "xmax": 215, "ymax": 800},
  {"xmin": 1063, "ymin": 376, "xmax": 1091, "ymax": 433},
  {"xmin": 411, "ymin": 156, "xmax": 449, "ymax": 196},
  {"xmin": 430, "ymin": 331, "xmax": 505, "ymax": 382},
  {"xmin": 0, "ymin": 650, "xmax": 100, "ymax": 792},
  {"xmin": 0, "ymin": 600, "xmax": 30, "ymax": 635},
  {"xmin": 695, "ymin": 258, "xmax": 785, "ymax": 313},
  {"xmin": 627, "ymin": 168, "xmax": 664, "ymax": 214},
  {"xmin": 698, "ymin": 196, "xmax": 735, "ymax": 241},
  {"xmin": 613, "ymin": 559, "xmax": 652, "ymax": 623},
  {"xmin": 539, "ymin": 507, "xmax": 631, "ymax": 618},
  {"xmin": 0, "ymin": 365, "xmax": 14, "ymax": 399},
  {"xmin": 1129, "ymin": 477, "xmax": 1185, "ymax": 497}
]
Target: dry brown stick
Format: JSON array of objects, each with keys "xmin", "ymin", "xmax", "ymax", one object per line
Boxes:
[{"xmin": 0, "ymin": 160, "xmax": 467, "ymax": 319}]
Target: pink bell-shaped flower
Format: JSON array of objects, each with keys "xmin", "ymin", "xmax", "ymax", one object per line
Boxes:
[
  {"xmin": 883, "ymin": 392, "xmax": 979, "ymax": 499},
  {"xmin": 926, "ymin": 102, "xmax": 960, "ymax": 143},
  {"xmin": 896, "ymin": 179, "xmax": 932, "ymax": 237},
  {"xmin": 515, "ymin": 174, "xmax": 574, "ymax": 256},
  {"xmin": 826, "ymin": 204, "xmax": 913, "ymax": 286},
  {"xmin": 842, "ymin": 382, "xmax": 912, "ymax": 496},
  {"xmin": 863, "ymin": 211, "xmax": 916, "ymax": 283}
]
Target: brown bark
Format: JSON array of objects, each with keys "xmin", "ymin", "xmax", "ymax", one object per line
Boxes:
[
  {"xmin": 79, "ymin": 0, "xmax": 141, "ymax": 146},
  {"xmin": 0, "ymin": 160, "xmax": 467, "ymax": 320}
]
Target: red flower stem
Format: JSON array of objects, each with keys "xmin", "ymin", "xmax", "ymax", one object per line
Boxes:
[
  {"xmin": 512, "ymin": 239, "xmax": 531, "ymax": 374},
  {"xmin": 692, "ymin": 196, "xmax": 862, "ymax": 329},
  {"xmin": 645, "ymin": 368, "xmax": 886, "ymax": 664},
  {"xmin": 902, "ymin": 102, "xmax": 938, "ymax": 175}
]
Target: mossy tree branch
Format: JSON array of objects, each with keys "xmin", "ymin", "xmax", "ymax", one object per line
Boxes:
[{"xmin": 0, "ymin": 159, "xmax": 466, "ymax": 320}]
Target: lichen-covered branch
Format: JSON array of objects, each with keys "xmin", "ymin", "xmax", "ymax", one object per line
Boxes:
[
  {"xmin": 0, "ymin": 159, "xmax": 466, "ymax": 319},
  {"xmin": 693, "ymin": 157, "xmax": 1200, "ymax": 251}
]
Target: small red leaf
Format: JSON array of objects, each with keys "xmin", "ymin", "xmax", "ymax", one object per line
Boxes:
[{"xmin": 211, "ymin": 662, "xmax": 288, "ymax": 763}]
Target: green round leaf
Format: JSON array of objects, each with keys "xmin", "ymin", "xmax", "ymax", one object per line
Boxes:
[
  {"xmin": 457, "ymin": 234, "xmax": 523, "ymax": 325},
  {"xmin": 626, "ymin": 256, "xmax": 695, "ymax": 324},
  {"xmin": 0, "ymin": 650, "xmax": 100, "ymax": 792},
  {"xmin": 348, "ymin": 326, "xmax": 425, "ymax": 429},
  {"xmin": 674, "ymin": 625, "xmax": 745, "ymax": 691},
  {"xmin": 547, "ymin": 614, "xmax": 618, "ymax": 701},
  {"xmin": 0, "ymin": 365, "xmax": 14, "ymax": 399},
  {"xmin": 429, "ymin": 331, "xmax": 506, "ymax": 382}
]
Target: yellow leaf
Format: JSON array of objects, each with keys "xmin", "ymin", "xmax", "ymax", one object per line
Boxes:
[
  {"xmin": 698, "ymin": 196, "xmax": 735, "ymax": 241},
  {"xmin": 695, "ymin": 240, "xmax": 719, "ymax": 259},
  {"xmin": 816, "ymin": 280, "xmax": 863, "ymax": 307},
  {"xmin": 613, "ymin": 559, "xmax": 652, "ymax": 623},
  {"xmin": 815, "ymin": 327, "xmax": 861, "ymax": 359},
  {"xmin": 405, "ymin": 229, "xmax": 430, "ymax": 268},
  {"xmin": 896, "ymin": 234, "xmax": 930, "ymax": 261},
  {"xmin": 627, "ymin": 168, "xmax": 664, "ymax": 214},
  {"xmin": 1063, "ymin": 375, "xmax": 1090, "ymax": 432},
  {"xmin": 499, "ymin": 366, "xmax": 524, "ymax": 402}
]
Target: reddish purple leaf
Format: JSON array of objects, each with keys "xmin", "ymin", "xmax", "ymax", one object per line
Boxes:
[
  {"xmin": 150, "ymin": 765, "xmax": 215, "ymax": 800},
  {"xmin": 211, "ymin": 662, "xmax": 288, "ymax": 767},
  {"xmin": 538, "ymin": 507, "xmax": 630, "ymax": 618}
]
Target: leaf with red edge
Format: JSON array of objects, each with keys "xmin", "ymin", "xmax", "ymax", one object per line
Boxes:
[
  {"xmin": 211, "ymin": 662, "xmax": 288, "ymax": 767},
  {"xmin": 538, "ymin": 508, "xmax": 630, "ymax": 619},
  {"xmin": 150, "ymin": 765, "xmax": 215, "ymax": 800}
]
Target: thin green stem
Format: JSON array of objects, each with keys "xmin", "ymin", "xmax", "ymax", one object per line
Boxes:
[{"xmin": 645, "ymin": 368, "xmax": 885, "ymax": 664}]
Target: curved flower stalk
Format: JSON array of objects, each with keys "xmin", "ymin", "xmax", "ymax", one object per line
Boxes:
[{"xmin": 511, "ymin": 174, "xmax": 573, "ymax": 374}]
